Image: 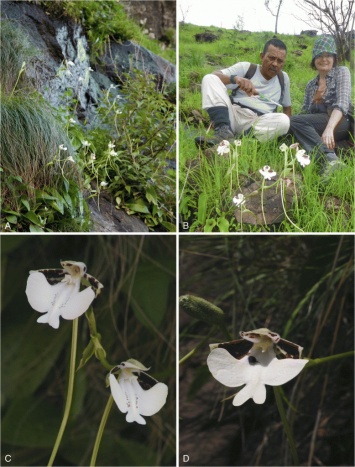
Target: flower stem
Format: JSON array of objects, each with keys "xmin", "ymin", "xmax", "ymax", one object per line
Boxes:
[
  {"xmin": 306, "ymin": 351, "xmax": 354, "ymax": 368},
  {"xmin": 273, "ymin": 386, "xmax": 299, "ymax": 466},
  {"xmin": 179, "ymin": 328, "xmax": 215, "ymax": 365},
  {"xmin": 90, "ymin": 395, "xmax": 114, "ymax": 467},
  {"xmin": 48, "ymin": 319, "xmax": 78, "ymax": 467}
]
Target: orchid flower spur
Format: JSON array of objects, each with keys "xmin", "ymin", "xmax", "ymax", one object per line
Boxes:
[
  {"xmin": 26, "ymin": 261, "xmax": 103, "ymax": 329},
  {"xmin": 207, "ymin": 328, "xmax": 308, "ymax": 406},
  {"xmin": 259, "ymin": 165, "xmax": 277, "ymax": 180},
  {"xmin": 217, "ymin": 140, "xmax": 230, "ymax": 155},
  {"xmin": 295, "ymin": 149, "xmax": 311, "ymax": 167},
  {"xmin": 109, "ymin": 359, "xmax": 168, "ymax": 425}
]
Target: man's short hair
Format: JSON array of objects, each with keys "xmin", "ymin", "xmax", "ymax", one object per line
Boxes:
[{"xmin": 263, "ymin": 38, "xmax": 287, "ymax": 54}]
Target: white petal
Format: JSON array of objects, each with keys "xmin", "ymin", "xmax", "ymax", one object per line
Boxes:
[
  {"xmin": 110, "ymin": 374, "xmax": 147, "ymax": 425},
  {"xmin": 109, "ymin": 373, "xmax": 128, "ymax": 414},
  {"xmin": 207, "ymin": 348, "xmax": 252, "ymax": 387},
  {"xmin": 26, "ymin": 272, "xmax": 58, "ymax": 313},
  {"xmin": 252, "ymin": 383, "xmax": 267, "ymax": 404},
  {"xmin": 132, "ymin": 378, "xmax": 168, "ymax": 416},
  {"xmin": 233, "ymin": 382, "xmax": 266, "ymax": 406},
  {"xmin": 261, "ymin": 358, "xmax": 308, "ymax": 386},
  {"xmin": 60, "ymin": 287, "xmax": 95, "ymax": 320}
]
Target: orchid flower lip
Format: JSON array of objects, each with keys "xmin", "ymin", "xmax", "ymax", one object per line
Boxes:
[
  {"xmin": 109, "ymin": 360, "xmax": 168, "ymax": 425},
  {"xmin": 207, "ymin": 329, "xmax": 308, "ymax": 406}
]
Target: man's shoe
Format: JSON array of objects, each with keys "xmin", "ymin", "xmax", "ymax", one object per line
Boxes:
[{"xmin": 195, "ymin": 124, "xmax": 234, "ymax": 148}]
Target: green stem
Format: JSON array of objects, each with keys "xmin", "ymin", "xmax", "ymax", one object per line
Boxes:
[
  {"xmin": 273, "ymin": 386, "xmax": 299, "ymax": 466},
  {"xmin": 48, "ymin": 319, "xmax": 78, "ymax": 467},
  {"xmin": 90, "ymin": 395, "xmax": 114, "ymax": 467},
  {"xmin": 179, "ymin": 328, "xmax": 215, "ymax": 365},
  {"xmin": 305, "ymin": 351, "xmax": 354, "ymax": 368}
]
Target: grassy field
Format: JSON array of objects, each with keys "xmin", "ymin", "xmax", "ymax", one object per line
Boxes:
[{"xmin": 179, "ymin": 24, "xmax": 354, "ymax": 232}]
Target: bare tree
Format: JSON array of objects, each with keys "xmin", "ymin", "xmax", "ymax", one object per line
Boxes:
[
  {"xmin": 179, "ymin": 3, "xmax": 190, "ymax": 25},
  {"xmin": 265, "ymin": 0, "xmax": 284, "ymax": 34},
  {"xmin": 295, "ymin": 0, "xmax": 355, "ymax": 64}
]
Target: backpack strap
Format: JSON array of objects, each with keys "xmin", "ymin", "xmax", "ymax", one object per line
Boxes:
[{"xmin": 231, "ymin": 63, "xmax": 285, "ymax": 107}]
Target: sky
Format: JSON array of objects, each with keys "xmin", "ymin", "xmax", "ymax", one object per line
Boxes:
[{"xmin": 177, "ymin": 0, "xmax": 328, "ymax": 35}]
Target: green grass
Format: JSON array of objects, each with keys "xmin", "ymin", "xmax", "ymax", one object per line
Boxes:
[{"xmin": 179, "ymin": 24, "xmax": 354, "ymax": 232}]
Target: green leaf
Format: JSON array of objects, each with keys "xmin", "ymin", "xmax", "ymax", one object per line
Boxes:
[
  {"xmin": 29, "ymin": 224, "xmax": 44, "ymax": 232},
  {"xmin": 146, "ymin": 186, "xmax": 158, "ymax": 205},
  {"xmin": 125, "ymin": 198, "xmax": 150, "ymax": 214},
  {"xmin": 130, "ymin": 262, "xmax": 172, "ymax": 328},
  {"xmin": 48, "ymin": 197, "xmax": 64, "ymax": 214},
  {"xmin": 160, "ymin": 221, "xmax": 176, "ymax": 232},
  {"xmin": 5, "ymin": 215, "xmax": 18, "ymax": 224},
  {"xmin": 1, "ymin": 397, "xmax": 61, "ymax": 448},
  {"xmin": 217, "ymin": 216, "xmax": 229, "ymax": 232},
  {"xmin": 197, "ymin": 193, "xmax": 208, "ymax": 225},
  {"xmin": 22, "ymin": 211, "xmax": 43, "ymax": 226},
  {"xmin": 20, "ymin": 198, "xmax": 30, "ymax": 211},
  {"xmin": 204, "ymin": 218, "xmax": 216, "ymax": 232}
]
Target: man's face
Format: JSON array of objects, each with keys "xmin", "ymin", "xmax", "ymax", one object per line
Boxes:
[{"xmin": 260, "ymin": 45, "xmax": 286, "ymax": 80}]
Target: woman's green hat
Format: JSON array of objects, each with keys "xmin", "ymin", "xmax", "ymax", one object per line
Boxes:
[{"xmin": 312, "ymin": 36, "xmax": 337, "ymax": 59}]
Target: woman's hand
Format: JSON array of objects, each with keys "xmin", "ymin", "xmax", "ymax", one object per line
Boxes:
[{"xmin": 322, "ymin": 108, "xmax": 343, "ymax": 150}]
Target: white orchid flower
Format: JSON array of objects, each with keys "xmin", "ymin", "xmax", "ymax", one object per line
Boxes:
[
  {"xmin": 259, "ymin": 165, "xmax": 277, "ymax": 180},
  {"xmin": 217, "ymin": 140, "xmax": 230, "ymax": 155},
  {"xmin": 234, "ymin": 140, "xmax": 242, "ymax": 147},
  {"xmin": 59, "ymin": 144, "xmax": 68, "ymax": 151},
  {"xmin": 109, "ymin": 359, "xmax": 168, "ymax": 425},
  {"xmin": 100, "ymin": 181, "xmax": 108, "ymax": 187},
  {"xmin": 90, "ymin": 153, "xmax": 96, "ymax": 160},
  {"xmin": 290, "ymin": 142, "xmax": 300, "ymax": 150},
  {"xmin": 26, "ymin": 261, "xmax": 103, "ymax": 329},
  {"xmin": 66, "ymin": 156, "xmax": 75, "ymax": 163},
  {"xmin": 108, "ymin": 142, "xmax": 115, "ymax": 149},
  {"xmin": 279, "ymin": 143, "xmax": 288, "ymax": 152},
  {"xmin": 296, "ymin": 149, "xmax": 311, "ymax": 167},
  {"xmin": 82, "ymin": 140, "xmax": 91, "ymax": 147},
  {"xmin": 109, "ymin": 150, "xmax": 118, "ymax": 156},
  {"xmin": 232, "ymin": 194, "xmax": 245, "ymax": 207},
  {"xmin": 207, "ymin": 328, "xmax": 308, "ymax": 406}
]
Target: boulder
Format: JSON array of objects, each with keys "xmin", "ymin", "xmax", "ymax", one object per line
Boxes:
[
  {"xmin": 194, "ymin": 32, "xmax": 219, "ymax": 43},
  {"xmin": 234, "ymin": 177, "xmax": 297, "ymax": 225},
  {"xmin": 301, "ymin": 30, "xmax": 318, "ymax": 36}
]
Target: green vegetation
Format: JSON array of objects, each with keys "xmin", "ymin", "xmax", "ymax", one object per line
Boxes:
[
  {"xmin": 1, "ymin": 1, "xmax": 176, "ymax": 232},
  {"xmin": 0, "ymin": 21, "xmax": 88, "ymax": 232},
  {"xmin": 77, "ymin": 71, "xmax": 176, "ymax": 231},
  {"xmin": 179, "ymin": 24, "xmax": 354, "ymax": 232},
  {"xmin": 38, "ymin": 0, "xmax": 175, "ymax": 63}
]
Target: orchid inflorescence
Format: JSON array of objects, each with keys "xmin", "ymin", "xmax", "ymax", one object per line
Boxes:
[{"xmin": 26, "ymin": 261, "xmax": 168, "ymax": 425}]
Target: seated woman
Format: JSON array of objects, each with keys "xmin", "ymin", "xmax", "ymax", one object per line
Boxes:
[{"xmin": 289, "ymin": 36, "xmax": 352, "ymax": 172}]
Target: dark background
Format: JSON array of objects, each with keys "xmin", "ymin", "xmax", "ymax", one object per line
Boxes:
[{"xmin": 179, "ymin": 235, "xmax": 354, "ymax": 466}]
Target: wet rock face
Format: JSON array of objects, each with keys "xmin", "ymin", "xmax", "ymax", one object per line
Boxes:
[
  {"xmin": 1, "ymin": 0, "xmax": 175, "ymax": 124},
  {"xmin": 122, "ymin": 0, "xmax": 176, "ymax": 41}
]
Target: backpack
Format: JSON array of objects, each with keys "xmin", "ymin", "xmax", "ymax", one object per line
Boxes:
[{"xmin": 231, "ymin": 63, "xmax": 285, "ymax": 107}]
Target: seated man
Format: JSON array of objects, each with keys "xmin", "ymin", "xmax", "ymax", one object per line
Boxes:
[{"xmin": 199, "ymin": 38, "xmax": 292, "ymax": 146}]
